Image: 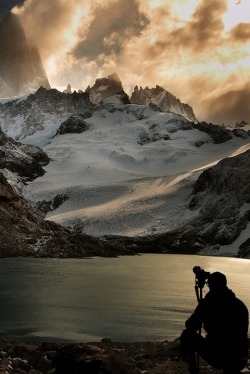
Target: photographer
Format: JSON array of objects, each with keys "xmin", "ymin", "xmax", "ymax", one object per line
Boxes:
[{"xmin": 180, "ymin": 271, "xmax": 249, "ymax": 374}]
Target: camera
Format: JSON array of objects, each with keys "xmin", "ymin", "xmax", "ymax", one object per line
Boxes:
[{"xmin": 193, "ymin": 266, "xmax": 210, "ymax": 288}]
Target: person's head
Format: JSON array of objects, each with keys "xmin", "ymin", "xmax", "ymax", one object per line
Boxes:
[{"xmin": 207, "ymin": 272, "xmax": 227, "ymax": 292}]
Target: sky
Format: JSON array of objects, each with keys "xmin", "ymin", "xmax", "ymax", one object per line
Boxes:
[{"xmin": 2, "ymin": 0, "xmax": 250, "ymax": 125}]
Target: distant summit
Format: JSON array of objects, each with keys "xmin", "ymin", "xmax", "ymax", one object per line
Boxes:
[
  {"xmin": 0, "ymin": 87, "xmax": 92, "ymax": 143},
  {"xmin": 0, "ymin": 13, "xmax": 50, "ymax": 98},
  {"xmin": 85, "ymin": 74, "xmax": 197, "ymax": 122},
  {"xmin": 86, "ymin": 73, "xmax": 124, "ymax": 104},
  {"xmin": 63, "ymin": 84, "xmax": 72, "ymax": 94},
  {"xmin": 131, "ymin": 85, "xmax": 197, "ymax": 122}
]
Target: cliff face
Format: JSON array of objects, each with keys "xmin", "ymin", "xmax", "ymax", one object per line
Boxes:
[
  {"xmin": 0, "ymin": 13, "xmax": 50, "ymax": 98},
  {"xmin": 131, "ymin": 85, "xmax": 197, "ymax": 122},
  {"xmin": 116, "ymin": 150, "xmax": 250, "ymax": 257},
  {"xmin": 0, "ymin": 169, "xmax": 134, "ymax": 258},
  {"xmin": 86, "ymin": 73, "xmax": 124, "ymax": 104},
  {"xmin": 0, "ymin": 87, "xmax": 92, "ymax": 142}
]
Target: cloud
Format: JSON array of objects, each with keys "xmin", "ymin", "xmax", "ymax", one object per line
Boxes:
[
  {"xmin": 71, "ymin": 0, "xmax": 150, "ymax": 62},
  {"xmin": 200, "ymin": 82, "xmax": 250, "ymax": 125},
  {"xmin": 173, "ymin": 0, "xmax": 227, "ymax": 49},
  {"xmin": 230, "ymin": 23, "xmax": 250, "ymax": 41},
  {"xmin": 145, "ymin": 0, "xmax": 227, "ymax": 58},
  {"xmin": 17, "ymin": 0, "xmax": 83, "ymax": 58},
  {"xmin": 11, "ymin": 0, "xmax": 250, "ymax": 126}
]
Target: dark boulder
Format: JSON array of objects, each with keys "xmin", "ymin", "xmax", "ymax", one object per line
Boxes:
[
  {"xmin": 193, "ymin": 122, "xmax": 232, "ymax": 143},
  {"xmin": 57, "ymin": 115, "xmax": 90, "ymax": 135},
  {"xmin": 232, "ymin": 128, "xmax": 249, "ymax": 139},
  {"xmin": 53, "ymin": 344, "xmax": 131, "ymax": 374},
  {"xmin": 0, "ymin": 127, "xmax": 49, "ymax": 181}
]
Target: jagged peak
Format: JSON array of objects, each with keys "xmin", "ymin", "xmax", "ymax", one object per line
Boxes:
[
  {"xmin": 130, "ymin": 84, "xmax": 197, "ymax": 122},
  {"xmin": 86, "ymin": 72, "xmax": 124, "ymax": 104}
]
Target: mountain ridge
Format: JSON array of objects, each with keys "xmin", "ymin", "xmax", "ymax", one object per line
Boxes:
[
  {"xmin": 85, "ymin": 73, "xmax": 197, "ymax": 122},
  {"xmin": 0, "ymin": 87, "xmax": 92, "ymax": 145},
  {"xmin": 131, "ymin": 84, "xmax": 197, "ymax": 122},
  {"xmin": 0, "ymin": 89, "xmax": 249, "ymax": 258}
]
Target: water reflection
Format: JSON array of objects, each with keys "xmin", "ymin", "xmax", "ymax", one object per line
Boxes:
[{"xmin": 0, "ymin": 255, "xmax": 249, "ymax": 342}]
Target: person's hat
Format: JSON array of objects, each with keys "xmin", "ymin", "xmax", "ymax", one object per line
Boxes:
[{"xmin": 207, "ymin": 272, "xmax": 227, "ymax": 290}]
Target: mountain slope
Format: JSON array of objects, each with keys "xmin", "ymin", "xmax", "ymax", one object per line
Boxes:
[
  {"xmin": 0, "ymin": 121, "xmax": 135, "ymax": 257},
  {"xmin": 0, "ymin": 171, "xmax": 134, "ymax": 258},
  {"xmin": 113, "ymin": 149, "xmax": 250, "ymax": 257},
  {"xmin": 20, "ymin": 93, "xmax": 250, "ymax": 257},
  {"xmin": 0, "ymin": 87, "xmax": 92, "ymax": 146},
  {"xmin": 0, "ymin": 13, "xmax": 50, "ymax": 98},
  {"xmin": 1, "ymin": 89, "xmax": 249, "ymax": 257}
]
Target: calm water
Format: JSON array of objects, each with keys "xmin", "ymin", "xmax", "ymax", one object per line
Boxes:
[{"xmin": 0, "ymin": 254, "xmax": 249, "ymax": 342}]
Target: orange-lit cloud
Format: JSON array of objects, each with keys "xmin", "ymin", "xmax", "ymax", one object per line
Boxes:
[
  {"xmin": 145, "ymin": 0, "xmax": 227, "ymax": 57},
  {"xmin": 201, "ymin": 82, "xmax": 250, "ymax": 125},
  {"xmin": 15, "ymin": 0, "xmax": 250, "ymax": 126},
  {"xmin": 72, "ymin": 0, "xmax": 150, "ymax": 61},
  {"xmin": 230, "ymin": 23, "xmax": 250, "ymax": 41},
  {"xmin": 16, "ymin": 0, "xmax": 84, "ymax": 58}
]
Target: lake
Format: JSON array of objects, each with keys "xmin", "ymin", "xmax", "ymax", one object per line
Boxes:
[{"xmin": 0, "ymin": 254, "xmax": 249, "ymax": 342}]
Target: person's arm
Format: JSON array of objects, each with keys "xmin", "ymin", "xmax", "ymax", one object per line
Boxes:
[{"xmin": 185, "ymin": 303, "xmax": 203, "ymax": 332}]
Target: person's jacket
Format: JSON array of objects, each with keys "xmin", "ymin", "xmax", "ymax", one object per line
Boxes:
[{"xmin": 185, "ymin": 287, "xmax": 249, "ymax": 357}]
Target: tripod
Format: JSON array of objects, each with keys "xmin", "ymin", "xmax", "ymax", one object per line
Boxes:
[{"xmin": 193, "ymin": 266, "xmax": 209, "ymax": 372}]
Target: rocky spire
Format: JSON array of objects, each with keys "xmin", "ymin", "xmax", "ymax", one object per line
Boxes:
[
  {"xmin": 0, "ymin": 12, "xmax": 50, "ymax": 98},
  {"xmin": 130, "ymin": 85, "xmax": 197, "ymax": 122},
  {"xmin": 85, "ymin": 73, "xmax": 124, "ymax": 104}
]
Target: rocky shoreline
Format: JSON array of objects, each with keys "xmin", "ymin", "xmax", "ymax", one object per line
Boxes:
[{"xmin": 0, "ymin": 339, "xmax": 249, "ymax": 374}]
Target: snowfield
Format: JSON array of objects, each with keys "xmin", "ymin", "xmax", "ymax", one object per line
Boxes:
[{"xmin": 21, "ymin": 96, "xmax": 250, "ymax": 249}]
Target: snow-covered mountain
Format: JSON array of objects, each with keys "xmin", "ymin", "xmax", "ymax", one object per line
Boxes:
[
  {"xmin": 85, "ymin": 73, "xmax": 197, "ymax": 123},
  {"xmin": 0, "ymin": 13, "xmax": 50, "ymax": 98},
  {"xmin": 0, "ymin": 122, "xmax": 134, "ymax": 257},
  {"xmin": 0, "ymin": 87, "xmax": 249, "ymax": 257},
  {"xmin": 115, "ymin": 149, "xmax": 250, "ymax": 258},
  {"xmin": 131, "ymin": 85, "xmax": 197, "ymax": 122},
  {"xmin": 0, "ymin": 87, "xmax": 92, "ymax": 146},
  {"xmin": 9, "ymin": 91, "xmax": 246, "ymax": 257}
]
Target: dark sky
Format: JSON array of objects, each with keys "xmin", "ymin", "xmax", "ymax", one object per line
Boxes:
[{"xmin": 0, "ymin": 0, "xmax": 24, "ymax": 21}]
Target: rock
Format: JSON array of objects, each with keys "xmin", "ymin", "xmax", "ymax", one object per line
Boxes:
[
  {"xmin": 19, "ymin": 144, "xmax": 50, "ymax": 166},
  {"xmin": 0, "ymin": 127, "xmax": 49, "ymax": 182},
  {"xmin": 0, "ymin": 169, "xmax": 137, "ymax": 258},
  {"xmin": 53, "ymin": 344, "xmax": 131, "ymax": 374},
  {"xmin": 63, "ymin": 84, "xmax": 72, "ymax": 94},
  {"xmin": 193, "ymin": 121, "xmax": 232, "ymax": 143},
  {"xmin": 0, "ymin": 352, "xmax": 7, "ymax": 359},
  {"xmin": 86, "ymin": 73, "xmax": 124, "ymax": 104},
  {"xmin": 36, "ymin": 194, "xmax": 68, "ymax": 216},
  {"xmin": 232, "ymin": 128, "xmax": 249, "ymax": 139},
  {"xmin": 0, "ymin": 340, "xmax": 249, "ymax": 374},
  {"xmin": 0, "ymin": 13, "xmax": 50, "ymax": 97},
  {"xmin": 56, "ymin": 115, "xmax": 89, "ymax": 135},
  {"xmin": 0, "ymin": 87, "xmax": 93, "ymax": 142},
  {"xmin": 137, "ymin": 132, "xmax": 170, "ymax": 145},
  {"xmin": 12, "ymin": 357, "xmax": 33, "ymax": 371},
  {"xmin": 113, "ymin": 150, "xmax": 250, "ymax": 257},
  {"xmin": 35, "ymin": 357, "xmax": 53, "ymax": 372},
  {"xmin": 0, "ymin": 357, "xmax": 9, "ymax": 366},
  {"xmin": 130, "ymin": 85, "xmax": 197, "ymax": 122}
]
